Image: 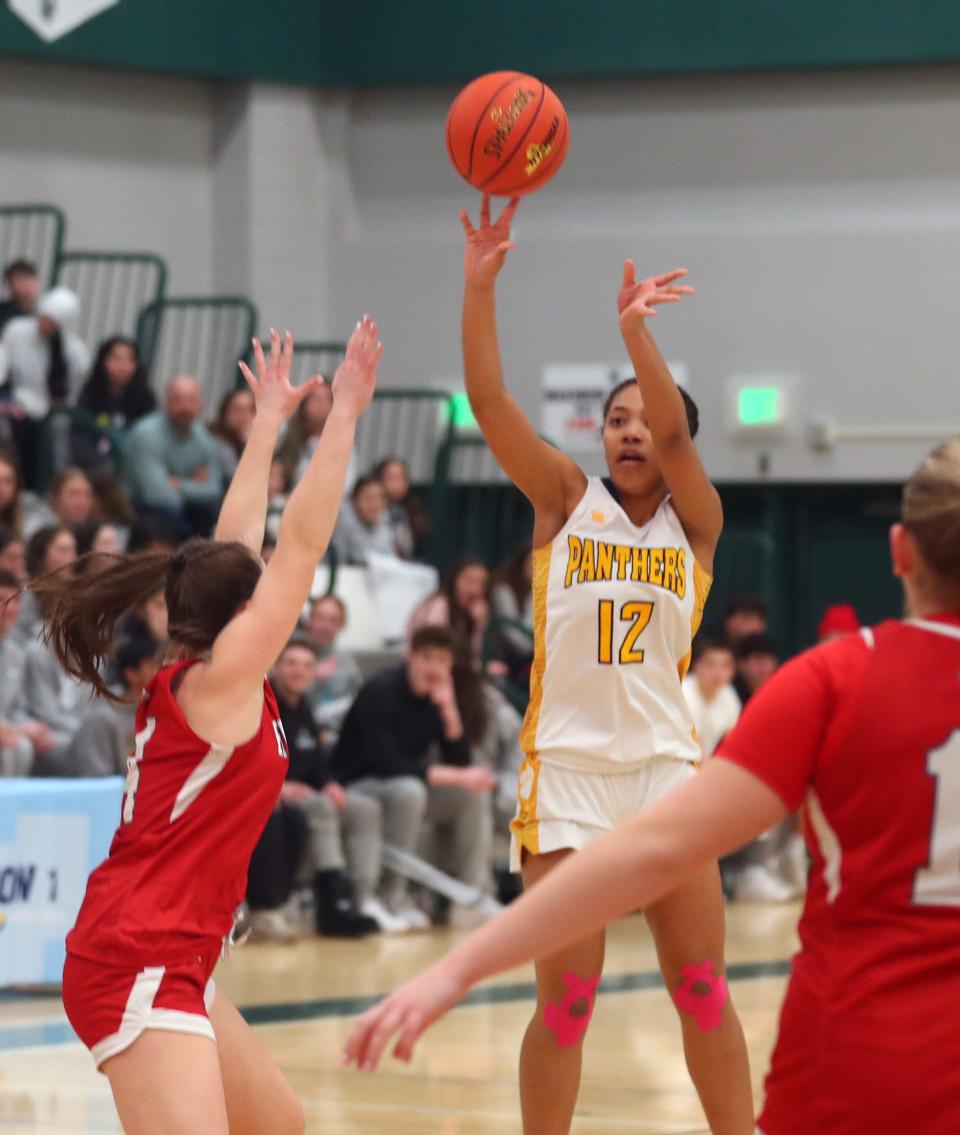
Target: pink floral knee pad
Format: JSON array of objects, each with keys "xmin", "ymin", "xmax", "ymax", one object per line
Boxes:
[
  {"xmin": 673, "ymin": 960, "xmax": 728, "ymax": 1032},
  {"xmin": 543, "ymin": 973, "xmax": 601, "ymax": 1047}
]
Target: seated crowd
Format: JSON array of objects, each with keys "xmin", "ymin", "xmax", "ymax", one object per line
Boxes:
[{"xmin": 0, "ymin": 259, "xmax": 862, "ymax": 939}]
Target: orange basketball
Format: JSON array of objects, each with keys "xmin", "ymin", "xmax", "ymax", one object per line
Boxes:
[{"xmin": 446, "ymin": 71, "xmax": 569, "ymax": 197}]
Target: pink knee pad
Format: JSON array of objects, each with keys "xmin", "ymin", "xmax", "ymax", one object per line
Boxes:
[
  {"xmin": 543, "ymin": 973, "xmax": 601, "ymax": 1047},
  {"xmin": 673, "ymin": 960, "xmax": 728, "ymax": 1032}
]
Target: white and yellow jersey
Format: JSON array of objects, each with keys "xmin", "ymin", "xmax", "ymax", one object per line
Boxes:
[{"xmin": 521, "ymin": 478, "xmax": 711, "ymax": 774}]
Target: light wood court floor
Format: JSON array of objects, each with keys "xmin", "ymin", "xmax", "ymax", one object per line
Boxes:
[{"xmin": 0, "ymin": 902, "xmax": 800, "ymax": 1134}]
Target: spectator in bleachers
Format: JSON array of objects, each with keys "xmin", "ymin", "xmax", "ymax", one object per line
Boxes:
[
  {"xmin": 303, "ymin": 594, "xmax": 363, "ymax": 736},
  {"xmin": 124, "ymin": 375, "xmax": 224, "ymax": 537},
  {"xmin": 721, "ymin": 594, "xmax": 768, "ymax": 647},
  {"xmin": 66, "ymin": 638, "xmax": 158, "ymax": 777},
  {"xmin": 15, "ymin": 524, "xmax": 76, "ymax": 644},
  {"xmin": 0, "ymin": 446, "xmax": 23, "ymax": 536},
  {"xmin": 23, "ymin": 628, "xmax": 97, "ymax": 756},
  {"xmin": 24, "ymin": 466, "xmax": 94, "ymax": 537},
  {"xmin": 681, "ymin": 638, "xmax": 741, "ymax": 757},
  {"xmin": 75, "ymin": 336, "xmax": 156, "ymax": 460},
  {"xmin": 278, "ymin": 380, "xmax": 358, "ymax": 492},
  {"xmin": 0, "ymin": 260, "xmax": 40, "ymax": 331},
  {"xmin": 74, "ymin": 520, "xmax": 122, "ymax": 573},
  {"xmin": 245, "ymin": 803, "xmax": 309, "ymax": 944},
  {"xmin": 270, "ymin": 638, "xmax": 380, "ymax": 938},
  {"xmin": 451, "ymin": 661, "xmax": 522, "ymax": 843},
  {"xmin": 0, "ymin": 526, "xmax": 25, "ymax": 581},
  {"xmin": 0, "ymin": 568, "xmax": 63, "ymax": 776},
  {"xmin": 817, "ymin": 602, "xmax": 860, "ymax": 642},
  {"xmin": 116, "ymin": 586, "xmax": 168, "ymax": 654},
  {"xmin": 330, "ymin": 626, "xmax": 495, "ymax": 930},
  {"xmin": 407, "ymin": 559, "xmax": 493, "ymax": 668},
  {"xmin": 373, "ymin": 456, "xmax": 430, "ymax": 559},
  {"xmin": 209, "ymin": 387, "xmax": 255, "ymax": 483},
  {"xmin": 490, "ymin": 544, "xmax": 534, "ymax": 689},
  {"xmin": 733, "ymin": 632, "xmax": 779, "ymax": 705},
  {"xmin": 126, "ymin": 514, "xmax": 178, "ymax": 556},
  {"xmin": 0, "ymin": 285, "xmax": 89, "ymax": 423},
  {"xmin": 264, "ymin": 459, "xmax": 289, "ymax": 542},
  {"xmin": 333, "ymin": 475, "xmax": 397, "ymax": 566}
]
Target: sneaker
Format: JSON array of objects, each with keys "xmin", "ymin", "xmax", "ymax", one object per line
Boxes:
[
  {"xmin": 734, "ymin": 865, "xmax": 801, "ymax": 903},
  {"xmin": 249, "ymin": 908, "xmax": 300, "ymax": 943},
  {"xmin": 314, "ymin": 870, "xmax": 379, "ymax": 938},
  {"xmin": 450, "ymin": 902, "xmax": 494, "ymax": 931},
  {"xmin": 359, "ymin": 897, "xmax": 409, "ymax": 935},
  {"xmin": 392, "ymin": 901, "xmax": 432, "ymax": 932}
]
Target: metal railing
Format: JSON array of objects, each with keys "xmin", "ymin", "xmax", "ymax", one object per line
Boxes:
[
  {"xmin": 0, "ymin": 204, "xmax": 66, "ymax": 289},
  {"xmin": 55, "ymin": 251, "xmax": 167, "ymax": 348},
  {"xmin": 137, "ymin": 295, "xmax": 258, "ymax": 407}
]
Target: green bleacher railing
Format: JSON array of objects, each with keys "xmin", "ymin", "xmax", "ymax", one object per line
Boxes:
[
  {"xmin": 55, "ymin": 251, "xmax": 167, "ymax": 347},
  {"xmin": 0, "ymin": 204, "xmax": 66, "ymax": 289},
  {"xmin": 137, "ymin": 295, "xmax": 258, "ymax": 407}
]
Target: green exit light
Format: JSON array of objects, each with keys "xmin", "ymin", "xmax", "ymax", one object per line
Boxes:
[
  {"xmin": 738, "ymin": 386, "xmax": 780, "ymax": 427},
  {"xmin": 449, "ymin": 391, "xmax": 479, "ymax": 431}
]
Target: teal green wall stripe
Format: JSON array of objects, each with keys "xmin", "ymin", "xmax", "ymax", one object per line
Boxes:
[{"xmin": 2, "ymin": 3, "xmax": 960, "ymax": 87}]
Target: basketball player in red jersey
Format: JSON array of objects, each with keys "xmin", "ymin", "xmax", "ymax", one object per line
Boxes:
[
  {"xmin": 346, "ymin": 438, "xmax": 960, "ymax": 1135},
  {"xmin": 37, "ymin": 321, "xmax": 381, "ymax": 1134}
]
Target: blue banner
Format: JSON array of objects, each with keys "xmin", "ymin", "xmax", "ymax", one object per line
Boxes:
[{"xmin": 0, "ymin": 778, "xmax": 121, "ymax": 988}]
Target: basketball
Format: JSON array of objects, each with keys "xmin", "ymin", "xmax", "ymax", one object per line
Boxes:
[{"xmin": 446, "ymin": 71, "xmax": 569, "ymax": 197}]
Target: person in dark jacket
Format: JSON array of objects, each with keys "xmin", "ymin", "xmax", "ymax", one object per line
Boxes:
[
  {"xmin": 267, "ymin": 637, "xmax": 379, "ymax": 939},
  {"xmin": 331, "ymin": 625, "xmax": 495, "ymax": 930}
]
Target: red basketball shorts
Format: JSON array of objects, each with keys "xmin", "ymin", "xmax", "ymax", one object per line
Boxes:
[{"xmin": 63, "ymin": 950, "xmax": 218, "ymax": 1070}]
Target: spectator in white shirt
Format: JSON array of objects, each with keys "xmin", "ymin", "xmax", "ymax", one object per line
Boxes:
[{"xmin": 681, "ymin": 638, "xmax": 741, "ymax": 758}]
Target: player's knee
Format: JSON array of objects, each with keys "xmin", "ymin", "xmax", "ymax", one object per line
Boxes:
[
  {"xmin": 671, "ymin": 958, "xmax": 729, "ymax": 1032},
  {"xmin": 277, "ymin": 1092, "xmax": 306, "ymax": 1135},
  {"xmin": 542, "ymin": 971, "xmax": 601, "ymax": 1048}
]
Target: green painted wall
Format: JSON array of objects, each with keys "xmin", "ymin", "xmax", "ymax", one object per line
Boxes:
[{"xmin": 3, "ymin": 2, "xmax": 960, "ymax": 87}]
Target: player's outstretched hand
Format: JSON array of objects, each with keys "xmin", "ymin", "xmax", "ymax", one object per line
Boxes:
[
  {"xmin": 331, "ymin": 315, "xmax": 382, "ymax": 421},
  {"xmin": 343, "ymin": 961, "xmax": 469, "ymax": 1072},
  {"xmin": 239, "ymin": 328, "xmax": 323, "ymax": 423},
  {"xmin": 460, "ymin": 194, "xmax": 520, "ymax": 288},
  {"xmin": 617, "ymin": 263, "xmax": 695, "ymax": 337}
]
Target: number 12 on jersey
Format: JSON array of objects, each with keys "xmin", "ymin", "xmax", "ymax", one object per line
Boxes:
[{"xmin": 598, "ymin": 600, "xmax": 655, "ymax": 665}]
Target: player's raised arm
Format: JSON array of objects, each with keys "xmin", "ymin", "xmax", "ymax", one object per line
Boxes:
[
  {"xmin": 343, "ymin": 756, "xmax": 785, "ymax": 1071},
  {"xmin": 214, "ymin": 329, "xmax": 323, "ymax": 553},
  {"xmin": 461, "ymin": 195, "xmax": 586, "ymax": 531},
  {"xmin": 617, "ymin": 263, "xmax": 722, "ymax": 565},
  {"xmin": 189, "ymin": 318, "xmax": 381, "ymax": 730}
]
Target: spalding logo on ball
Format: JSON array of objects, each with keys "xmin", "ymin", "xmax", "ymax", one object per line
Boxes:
[{"xmin": 446, "ymin": 71, "xmax": 569, "ymax": 197}]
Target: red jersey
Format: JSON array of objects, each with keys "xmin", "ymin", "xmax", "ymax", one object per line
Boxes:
[
  {"xmin": 717, "ymin": 614, "xmax": 960, "ymax": 1135},
  {"xmin": 67, "ymin": 660, "xmax": 288, "ymax": 968}
]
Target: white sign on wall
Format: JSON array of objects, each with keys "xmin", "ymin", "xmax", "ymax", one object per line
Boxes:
[
  {"xmin": 541, "ymin": 362, "xmax": 689, "ymax": 452},
  {"xmin": 8, "ymin": 0, "xmax": 120, "ymax": 43}
]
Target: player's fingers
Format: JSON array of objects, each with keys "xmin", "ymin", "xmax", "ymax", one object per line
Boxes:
[
  {"xmin": 342, "ymin": 1015, "xmax": 375, "ymax": 1067},
  {"xmin": 238, "ymin": 360, "xmax": 257, "ymax": 389},
  {"xmin": 459, "ymin": 208, "xmax": 475, "ymax": 237},
  {"xmin": 622, "ymin": 259, "xmax": 637, "ymax": 289},
  {"xmin": 501, "ymin": 196, "xmax": 521, "ymax": 226},
  {"xmin": 361, "ymin": 1005, "xmax": 406, "ymax": 1072},
  {"xmin": 268, "ymin": 327, "xmax": 281, "ymax": 372},
  {"xmin": 654, "ymin": 268, "xmax": 689, "ymax": 286},
  {"xmin": 393, "ymin": 1012, "xmax": 425, "ymax": 1063},
  {"xmin": 664, "ymin": 285, "xmax": 696, "ymax": 296},
  {"xmin": 280, "ymin": 329, "xmax": 294, "ymax": 373},
  {"xmin": 252, "ymin": 336, "xmax": 267, "ymax": 377},
  {"xmin": 480, "ymin": 194, "xmax": 491, "ymax": 227},
  {"xmin": 649, "ymin": 294, "xmax": 681, "ymax": 305}
]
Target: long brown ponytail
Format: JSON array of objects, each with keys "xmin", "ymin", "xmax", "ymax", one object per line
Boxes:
[{"xmin": 31, "ymin": 538, "xmax": 262, "ymax": 701}]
